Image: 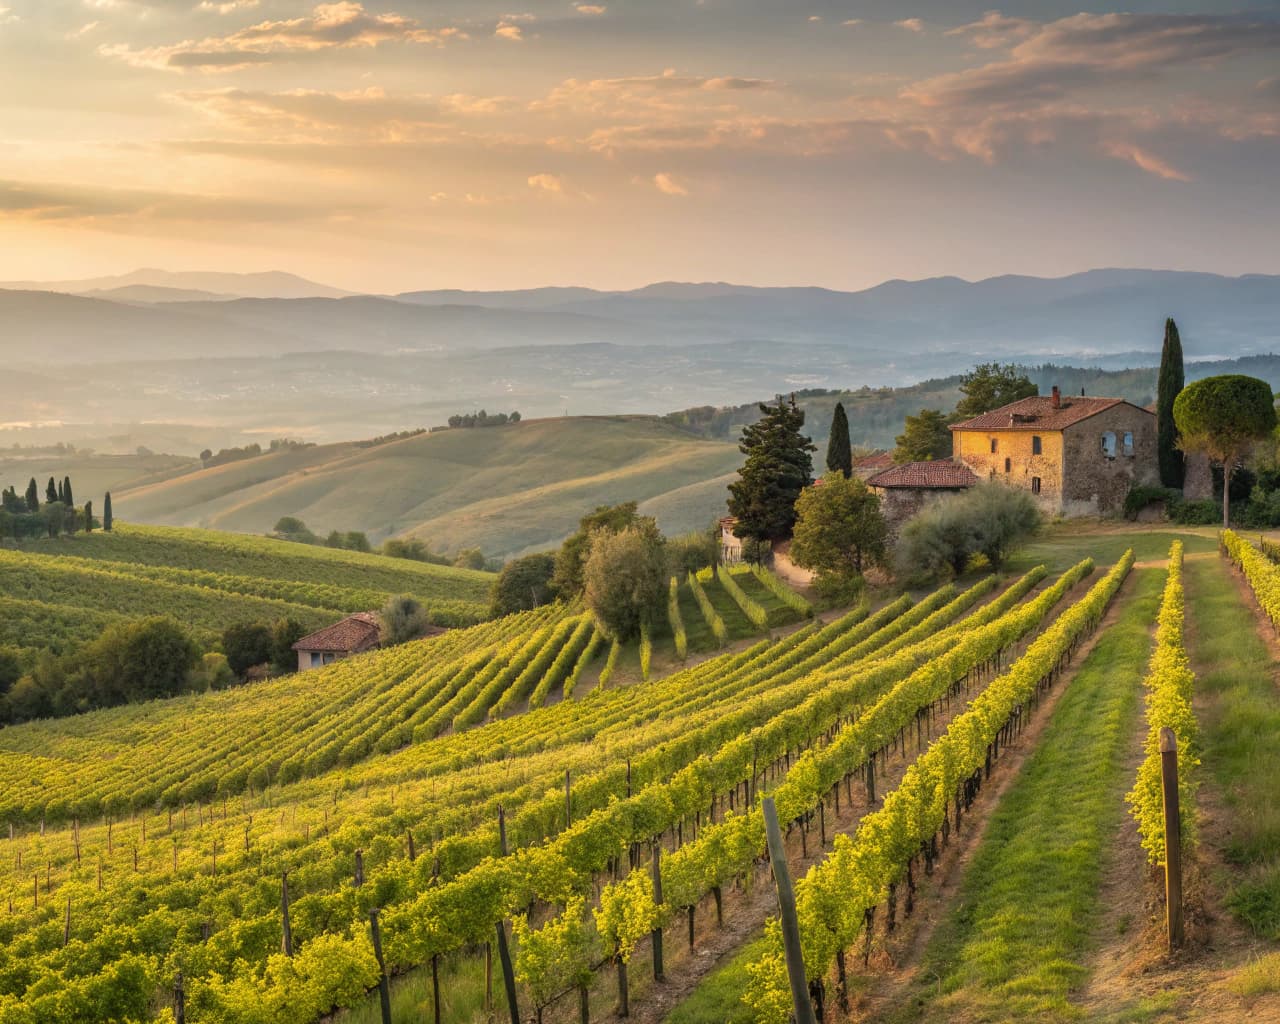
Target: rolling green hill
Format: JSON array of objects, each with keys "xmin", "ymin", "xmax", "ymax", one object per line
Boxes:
[
  {"xmin": 5, "ymin": 523, "xmax": 495, "ymax": 656},
  {"xmin": 114, "ymin": 417, "xmax": 742, "ymax": 557}
]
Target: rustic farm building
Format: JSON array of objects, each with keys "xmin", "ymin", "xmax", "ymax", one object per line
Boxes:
[{"xmin": 292, "ymin": 612, "xmax": 382, "ymax": 671}]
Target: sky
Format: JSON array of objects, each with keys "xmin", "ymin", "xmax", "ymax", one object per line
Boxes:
[{"xmin": 0, "ymin": 1, "xmax": 1278, "ymax": 292}]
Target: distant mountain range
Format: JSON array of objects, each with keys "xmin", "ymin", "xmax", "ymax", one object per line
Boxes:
[{"xmin": 1, "ymin": 267, "xmax": 1277, "ymax": 449}]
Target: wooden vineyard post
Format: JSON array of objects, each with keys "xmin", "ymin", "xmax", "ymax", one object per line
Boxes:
[
  {"xmin": 651, "ymin": 842, "xmax": 664, "ymax": 982},
  {"xmin": 494, "ymin": 806, "xmax": 521, "ymax": 1024},
  {"xmin": 354, "ymin": 849, "xmax": 364, "ymax": 887},
  {"xmin": 63, "ymin": 895, "xmax": 71, "ymax": 947},
  {"xmin": 565, "ymin": 769, "xmax": 572, "ymax": 828},
  {"xmin": 281, "ymin": 872, "xmax": 294, "ymax": 957},
  {"xmin": 369, "ymin": 909, "xmax": 392, "ymax": 1024},
  {"xmin": 866, "ymin": 756, "xmax": 876, "ymax": 805},
  {"xmin": 174, "ymin": 972, "xmax": 185, "ymax": 1024},
  {"xmin": 1160, "ymin": 728, "xmax": 1185, "ymax": 951},
  {"xmin": 762, "ymin": 797, "xmax": 817, "ymax": 1024}
]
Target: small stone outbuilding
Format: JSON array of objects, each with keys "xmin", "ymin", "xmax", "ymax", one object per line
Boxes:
[
  {"xmin": 865, "ymin": 459, "xmax": 979, "ymax": 533},
  {"xmin": 292, "ymin": 612, "xmax": 382, "ymax": 671}
]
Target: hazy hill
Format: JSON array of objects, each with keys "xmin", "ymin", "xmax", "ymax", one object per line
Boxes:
[
  {"xmin": 78, "ymin": 285, "xmax": 235, "ymax": 304},
  {"xmin": 114, "ymin": 417, "xmax": 742, "ymax": 557},
  {"xmin": 0, "ymin": 267, "xmax": 349, "ymax": 299}
]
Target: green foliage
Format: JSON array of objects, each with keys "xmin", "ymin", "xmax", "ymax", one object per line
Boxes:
[
  {"xmin": 896, "ymin": 484, "xmax": 1040, "ymax": 582},
  {"xmin": 825, "ymin": 400, "xmax": 852, "ymax": 477},
  {"xmin": 379, "ymin": 594, "xmax": 430, "ymax": 646},
  {"xmin": 553, "ymin": 502, "xmax": 642, "ymax": 597},
  {"xmin": 639, "ymin": 619, "xmax": 653, "ymax": 681},
  {"xmin": 716, "ymin": 565, "xmax": 768, "ymax": 630},
  {"xmin": 379, "ymin": 537, "xmax": 450, "ymax": 565},
  {"xmin": 954, "ymin": 363, "xmax": 1038, "ymax": 420},
  {"xmin": 894, "ymin": 408, "xmax": 952, "ymax": 462},
  {"xmin": 1158, "ymin": 318, "xmax": 1186, "ymax": 488},
  {"xmin": 221, "ymin": 622, "xmax": 274, "ymax": 677},
  {"xmin": 597, "ymin": 636, "xmax": 622, "ymax": 688},
  {"xmin": 452, "ymin": 547, "xmax": 487, "ymax": 571},
  {"xmin": 270, "ymin": 617, "xmax": 307, "ymax": 675},
  {"xmin": 749, "ymin": 564, "xmax": 812, "ymax": 618},
  {"xmin": 0, "ymin": 646, "xmax": 21, "ymax": 694},
  {"xmin": 666, "ymin": 527, "xmax": 719, "ymax": 576},
  {"xmin": 1127, "ymin": 542, "xmax": 1198, "ymax": 865},
  {"xmin": 514, "ymin": 897, "xmax": 597, "ymax": 1011},
  {"xmin": 1123, "ymin": 484, "xmax": 1182, "ymax": 520},
  {"xmin": 102, "ymin": 491, "xmax": 111, "ymax": 531},
  {"xmin": 583, "ymin": 522, "xmax": 668, "ymax": 642},
  {"xmin": 490, "ymin": 552, "xmax": 557, "ymax": 617},
  {"xmin": 1175, "ymin": 374, "xmax": 1278, "ymax": 525},
  {"xmin": 687, "ymin": 569, "xmax": 728, "ymax": 646},
  {"xmin": 272, "ymin": 516, "xmax": 319, "ymax": 545},
  {"xmin": 668, "ymin": 576, "xmax": 688, "ymax": 660},
  {"xmin": 727, "ymin": 396, "xmax": 816, "ymax": 542},
  {"xmin": 790, "ymin": 472, "xmax": 888, "ymax": 590},
  {"xmin": 325, "ymin": 530, "xmax": 371, "ymax": 553},
  {"xmin": 25, "ymin": 477, "xmax": 38, "ymax": 512}
]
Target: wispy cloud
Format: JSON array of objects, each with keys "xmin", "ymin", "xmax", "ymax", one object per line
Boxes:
[
  {"xmin": 1102, "ymin": 141, "xmax": 1191, "ymax": 182},
  {"xmin": 573, "ymin": 3, "xmax": 605, "ymax": 14},
  {"xmin": 894, "ymin": 18, "xmax": 924, "ymax": 33},
  {"xmin": 100, "ymin": 2, "xmax": 462, "ymax": 71},
  {"xmin": 527, "ymin": 172, "xmax": 562, "ymax": 193},
  {"xmin": 653, "ymin": 172, "xmax": 688, "ymax": 196}
]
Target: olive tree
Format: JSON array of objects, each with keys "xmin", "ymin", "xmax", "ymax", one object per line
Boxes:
[
  {"xmin": 583, "ymin": 522, "xmax": 668, "ymax": 641},
  {"xmin": 1174, "ymin": 374, "xmax": 1277, "ymax": 527}
]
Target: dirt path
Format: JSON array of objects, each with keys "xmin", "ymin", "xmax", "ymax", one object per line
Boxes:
[{"xmin": 851, "ymin": 566, "xmax": 1144, "ymax": 1022}]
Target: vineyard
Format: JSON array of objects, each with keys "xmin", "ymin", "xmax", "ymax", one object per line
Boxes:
[
  {"xmin": 0, "ymin": 524, "xmax": 497, "ymax": 654},
  {"xmin": 0, "ymin": 525, "xmax": 1278, "ymax": 1023}
]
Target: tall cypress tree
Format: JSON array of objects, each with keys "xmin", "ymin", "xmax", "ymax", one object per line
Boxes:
[
  {"xmin": 84, "ymin": 499, "xmax": 94, "ymax": 533},
  {"xmin": 63, "ymin": 477, "xmax": 74, "ymax": 508},
  {"xmin": 103, "ymin": 492, "xmax": 113, "ymax": 532},
  {"xmin": 25, "ymin": 478, "xmax": 39, "ymax": 512},
  {"xmin": 47, "ymin": 477, "xmax": 59, "ymax": 505},
  {"xmin": 826, "ymin": 401, "xmax": 853, "ymax": 478},
  {"xmin": 727, "ymin": 395, "xmax": 816, "ymax": 542},
  {"xmin": 1157, "ymin": 317, "xmax": 1186, "ymax": 488}
]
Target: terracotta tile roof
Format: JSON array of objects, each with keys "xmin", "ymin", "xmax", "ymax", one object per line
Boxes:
[
  {"xmin": 293, "ymin": 612, "xmax": 382, "ymax": 653},
  {"xmin": 867, "ymin": 459, "xmax": 978, "ymax": 490},
  {"xmin": 853, "ymin": 451, "xmax": 894, "ymax": 473},
  {"xmin": 949, "ymin": 395, "xmax": 1148, "ymax": 432}
]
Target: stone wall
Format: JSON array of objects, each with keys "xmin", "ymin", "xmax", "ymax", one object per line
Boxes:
[
  {"xmin": 954, "ymin": 426, "xmax": 1064, "ymax": 514},
  {"xmin": 1061, "ymin": 404, "xmax": 1159, "ymax": 515},
  {"xmin": 872, "ymin": 486, "xmax": 966, "ymax": 536}
]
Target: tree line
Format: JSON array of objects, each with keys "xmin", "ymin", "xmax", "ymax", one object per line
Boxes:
[
  {"xmin": 445, "ymin": 409, "xmax": 522, "ymax": 429},
  {"xmin": 0, "ymin": 476, "xmax": 112, "ymax": 540}
]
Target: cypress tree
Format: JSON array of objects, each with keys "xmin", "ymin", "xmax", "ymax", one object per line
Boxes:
[
  {"xmin": 47, "ymin": 477, "xmax": 58, "ymax": 505},
  {"xmin": 826, "ymin": 401, "xmax": 853, "ymax": 478},
  {"xmin": 63, "ymin": 477, "xmax": 73, "ymax": 508},
  {"xmin": 1157, "ymin": 317, "xmax": 1186, "ymax": 489},
  {"xmin": 84, "ymin": 500, "xmax": 94, "ymax": 533},
  {"xmin": 25, "ymin": 478, "xmax": 39, "ymax": 512},
  {"xmin": 103, "ymin": 492, "xmax": 113, "ymax": 532},
  {"xmin": 727, "ymin": 395, "xmax": 816, "ymax": 542}
]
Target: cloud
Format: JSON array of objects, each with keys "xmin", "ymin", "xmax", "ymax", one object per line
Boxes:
[
  {"xmin": 573, "ymin": 3, "xmax": 605, "ymax": 14},
  {"xmin": 527, "ymin": 173, "xmax": 563, "ymax": 193},
  {"xmin": 0, "ymin": 177, "xmax": 355, "ymax": 224},
  {"xmin": 946, "ymin": 12, "xmax": 1035, "ymax": 49},
  {"xmin": 894, "ymin": 19, "xmax": 924, "ymax": 33},
  {"xmin": 841, "ymin": 19, "xmax": 861, "ymax": 28},
  {"xmin": 1102, "ymin": 141, "xmax": 1191, "ymax": 182},
  {"xmin": 100, "ymin": 2, "xmax": 462, "ymax": 71},
  {"xmin": 197, "ymin": 0, "xmax": 260, "ymax": 13},
  {"xmin": 653, "ymin": 172, "xmax": 688, "ymax": 196},
  {"xmin": 912, "ymin": 13, "xmax": 1280, "ymax": 109},
  {"xmin": 494, "ymin": 22, "xmax": 524, "ymax": 41}
]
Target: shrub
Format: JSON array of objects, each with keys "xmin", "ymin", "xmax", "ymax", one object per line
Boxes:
[
  {"xmin": 583, "ymin": 523, "xmax": 667, "ymax": 642},
  {"xmin": 379, "ymin": 594, "xmax": 430, "ymax": 646},
  {"xmin": 1124, "ymin": 485, "xmax": 1181, "ymax": 520},
  {"xmin": 896, "ymin": 484, "xmax": 1040, "ymax": 583},
  {"xmin": 1172, "ymin": 499, "xmax": 1220, "ymax": 526}
]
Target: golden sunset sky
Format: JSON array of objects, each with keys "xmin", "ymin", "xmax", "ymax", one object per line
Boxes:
[{"xmin": 1, "ymin": 1, "xmax": 1278, "ymax": 291}]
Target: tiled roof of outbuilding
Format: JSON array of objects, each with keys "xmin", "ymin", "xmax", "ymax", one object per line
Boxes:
[
  {"xmin": 292, "ymin": 612, "xmax": 382, "ymax": 653},
  {"xmin": 866, "ymin": 459, "xmax": 978, "ymax": 490}
]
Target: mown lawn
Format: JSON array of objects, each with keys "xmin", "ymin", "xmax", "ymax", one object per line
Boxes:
[{"xmin": 890, "ymin": 563, "xmax": 1163, "ymax": 1023}]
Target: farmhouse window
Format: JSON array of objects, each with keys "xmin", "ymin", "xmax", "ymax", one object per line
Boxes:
[
  {"xmin": 1101, "ymin": 431, "xmax": 1117, "ymax": 458},
  {"xmin": 990, "ymin": 438, "xmax": 998, "ymax": 453},
  {"xmin": 1031, "ymin": 476, "xmax": 1041, "ymax": 495},
  {"xmin": 1032, "ymin": 435, "xmax": 1042, "ymax": 455},
  {"xmin": 1004, "ymin": 457, "xmax": 1011, "ymax": 473},
  {"xmin": 1122, "ymin": 431, "xmax": 1134, "ymax": 455}
]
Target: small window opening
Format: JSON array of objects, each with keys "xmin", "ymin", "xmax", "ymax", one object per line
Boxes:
[
  {"xmin": 1032, "ymin": 435, "xmax": 1042, "ymax": 455},
  {"xmin": 1101, "ymin": 431, "xmax": 1117, "ymax": 458},
  {"xmin": 1031, "ymin": 476, "xmax": 1042, "ymax": 495},
  {"xmin": 1122, "ymin": 431, "xmax": 1134, "ymax": 455},
  {"xmin": 1004, "ymin": 457, "xmax": 1012, "ymax": 473},
  {"xmin": 990, "ymin": 438, "xmax": 998, "ymax": 454}
]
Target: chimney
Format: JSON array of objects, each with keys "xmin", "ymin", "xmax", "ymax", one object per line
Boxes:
[{"xmin": 1051, "ymin": 386, "xmax": 1061, "ymax": 410}]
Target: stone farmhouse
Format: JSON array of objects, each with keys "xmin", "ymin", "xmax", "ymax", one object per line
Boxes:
[{"xmin": 867, "ymin": 387, "xmax": 1158, "ymax": 529}]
